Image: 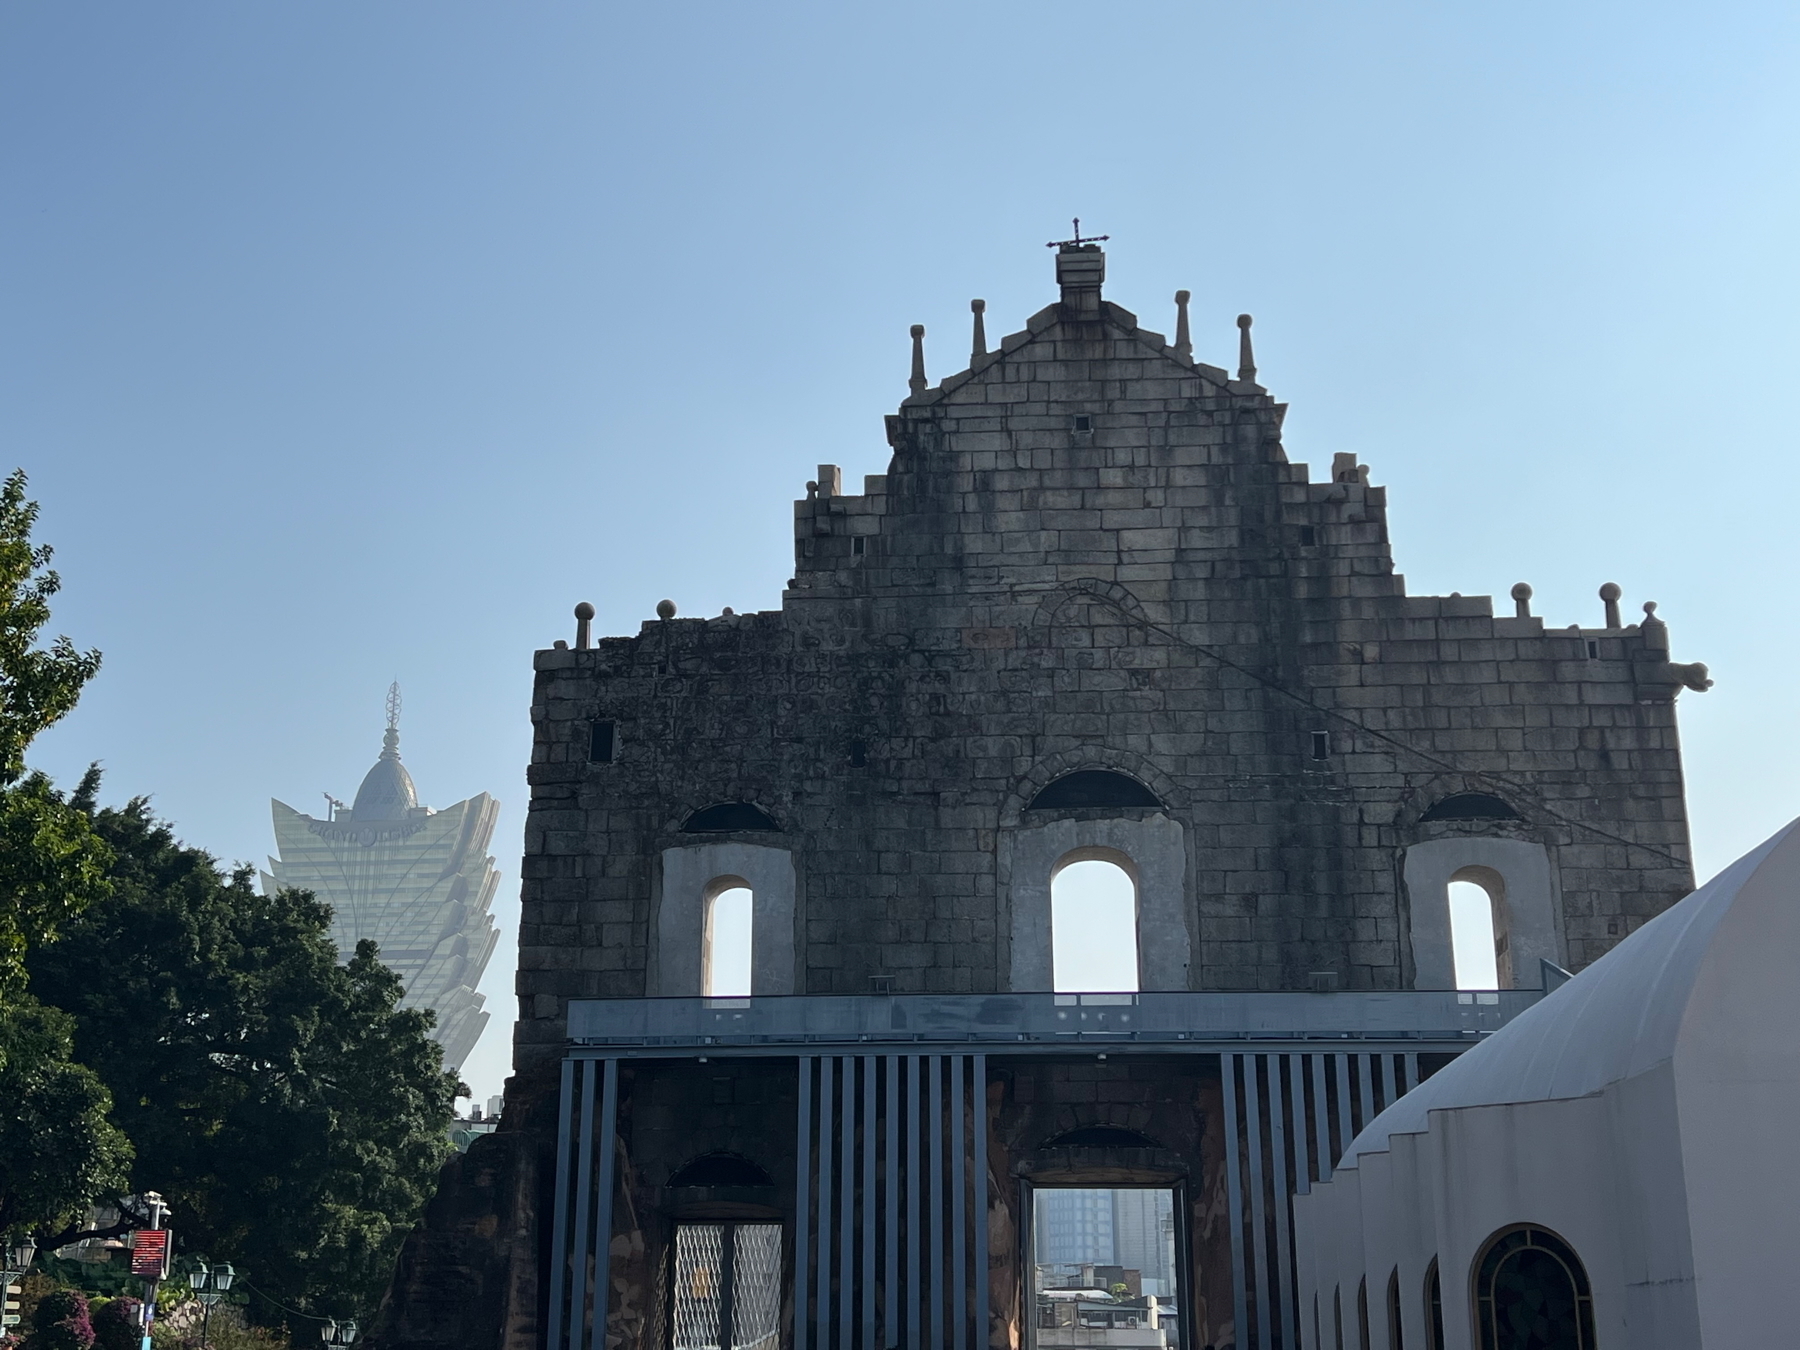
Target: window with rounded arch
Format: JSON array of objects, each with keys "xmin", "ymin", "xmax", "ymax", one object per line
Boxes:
[
  {"xmin": 1386, "ymin": 1267, "xmax": 1404, "ymax": 1350},
  {"xmin": 1472, "ymin": 1225, "xmax": 1594, "ymax": 1350},
  {"xmin": 701, "ymin": 876, "xmax": 754, "ymax": 998},
  {"xmin": 1422, "ymin": 1259, "xmax": 1444, "ymax": 1350},
  {"xmin": 1448, "ymin": 865, "xmax": 1510, "ymax": 989},
  {"xmin": 1049, "ymin": 848, "xmax": 1139, "ymax": 993}
]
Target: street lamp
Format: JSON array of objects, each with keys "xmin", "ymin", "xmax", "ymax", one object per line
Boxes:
[
  {"xmin": 1, "ymin": 1237, "xmax": 37, "ymax": 1332},
  {"xmin": 320, "ymin": 1317, "xmax": 360, "ymax": 1345},
  {"xmin": 191, "ymin": 1260, "xmax": 236, "ymax": 1349}
]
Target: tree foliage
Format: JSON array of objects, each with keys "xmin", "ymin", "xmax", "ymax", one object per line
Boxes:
[
  {"xmin": 0, "ymin": 994, "xmax": 131, "ymax": 1239},
  {"xmin": 0, "ymin": 469, "xmax": 109, "ymax": 989},
  {"xmin": 27, "ymin": 798, "xmax": 458, "ymax": 1319},
  {"xmin": 23, "ymin": 1289, "xmax": 94, "ymax": 1350},
  {"xmin": 0, "ymin": 470, "xmax": 100, "ymax": 781}
]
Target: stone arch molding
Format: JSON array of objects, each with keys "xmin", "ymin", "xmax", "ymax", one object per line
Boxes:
[
  {"xmin": 652, "ymin": 841, "xmax": 797, "ymax": 996},
  {"xmin": 1000, "ymin": 748, "xmax": 1184, "ymax": 828},
  {"xmin": 1030, "ymin": 577, "xmax": 1150, "ymax": 631}
]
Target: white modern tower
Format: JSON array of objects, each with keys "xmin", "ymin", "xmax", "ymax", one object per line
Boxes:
[{"xmin": 262, "ymin": 685, "xmax": 500, "ymax": 1071}]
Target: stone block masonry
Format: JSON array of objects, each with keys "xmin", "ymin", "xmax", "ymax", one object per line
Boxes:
[{"xmin": 516, "ymin": 244, "xmax": 1706, "ymax": 1075}]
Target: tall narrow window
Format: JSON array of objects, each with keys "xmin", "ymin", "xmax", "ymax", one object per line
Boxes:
[
  {"xmin": 1051, "ymin": 856, "xmax": 1138, "ymax": 993},
  {"xmin": 703, "ymin": 883, "xmax": 753, "ymax": 997},
  {"xmin": 1423, "ymin": 1260, "xmax": 1443, "ymax": 1350},
  {"xmin": 1473, "ymin": 1226, "xmax": 1594, "ymax": 1350},
  {"xmin": 1387, "ymin": 1268, "xmax": 1404, "ymax": 1350},
  {"xmin": 1448, "ymin": 864, "xmax": 1510, "ymax": 989},
  {"xmin": 1448, "ymin": 881, "xmax": 1499, "ymax": 989}
]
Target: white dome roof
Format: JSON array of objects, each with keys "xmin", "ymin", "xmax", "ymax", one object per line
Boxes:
[{"xmin": 1340, "ymin": 816, "xmax": 1800, "ymax": 1168}]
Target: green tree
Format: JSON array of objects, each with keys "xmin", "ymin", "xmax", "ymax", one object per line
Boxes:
[
  {"xmin": 0, "ymin": 470, "xmax": 120, "ymax": 1238},
  {"xmin": 0, "ymin": 994, "xmax": 132, "ymax": 1238},
  {"xmin": 0, "ymin": 469, "xmax": 109, "ymax": 988},
  {"xmin": 26, "ymin": 797, "xmax": 458, "ymax": 1320}
]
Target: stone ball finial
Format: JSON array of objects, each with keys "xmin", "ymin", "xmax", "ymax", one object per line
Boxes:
[
  {"xmin": 1237, "ymin": 313, "xmax": 1253, "ymax": 329},
  {"xmin": 574, "ymin": 602, "xmax": 595, "ymax": 621},
  {"xmin": 656, "ymin": 599, "xmax": 676, "ymax": 620},
  {"xmin": 1175, "ymin": 289, "xmax": 1191, "ymax": 304},
  {"xmin": 1644, "ymin": 601, "xmax": 1658, "ymax": 617},
  {"xmin": 970, "ymin": 299, "xmax": 985, "ymax": 314},
  {"xmin": 573, "ymin": 601, "xmax": 595, "ymax": 650},
  {"xmin": 910, "ymin": 324, "xmax": 925, "ymax": 338},
  {"xmin": 1599, "ymin": 581, "xmax": 1622, "ymax": 628},
  {"xmin": 1511, "ymin": 582, "xmax": 1532, "ymax": 601},
  {"xmin": 1511, "ymin": 582, "xmax": 1532, "ymax": 620}
]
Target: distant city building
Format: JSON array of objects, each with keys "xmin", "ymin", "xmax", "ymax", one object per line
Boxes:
[
  {"xmin": 1035, "ymin": 1189, "xmax": 1116, "ymax": 1267},
  {"xmin": 261, "ymin": 685, "xmax": 500, "ymax": 1071}
]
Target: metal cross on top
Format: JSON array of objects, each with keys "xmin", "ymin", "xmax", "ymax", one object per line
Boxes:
[{"xmin": 1046, "ymin": 217, "xmax": 1110, "ymax": 249}]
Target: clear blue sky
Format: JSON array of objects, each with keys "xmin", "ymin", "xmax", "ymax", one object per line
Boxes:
[{"xmin": 9, "ymin": 3, "xmax": 1798, "ymax": 1104}]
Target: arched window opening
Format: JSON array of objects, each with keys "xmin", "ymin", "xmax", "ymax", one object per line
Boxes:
[
  {"xmin": 1050, "ymin": 855, "xmax": 1138, "ymax": 993},
  {"xmin": 1334, "ymin": 1286, "xmax": 1345, "ymax": 1350},
  {"xmin": 1386, "ymin": 1268, "xmax": 1404, "ymax": 1350},
  {"xmin": 683, "ymin": 802, "xmax": 780, "ymax": 833},
  {"xmin": 1422, "ymin": 1260, "xmax": 1443, "ymax": 1350},
  {"xmin": 1473, "ymin": 1225, "xmax": 1594, "ymax": 1350},
  {"xmin": 1041, "ymin": 1125, "xmax": 1161, "ymax": 1150},
  {"xmin": 1449, "ymin": 864, "xmax": 1510, "ymax": 989},
  {"xmin": 703, "ymin": 881, "xmax": 753, "ymax": 997},
  {"xmin": 1420, "ymin": 792, "xmax": 1520, "ymax": 822},
  {"xmin": 1358, "ymin": 1277, "xmax": 1371, "ymax": 1350},
  {"xmin": 1028, "ymin": 770, "xmax": 1162, "ymax": 811},
  {"xmin": 668, "ymin": 1152, "xmax": 773, "ymax": 1189}
]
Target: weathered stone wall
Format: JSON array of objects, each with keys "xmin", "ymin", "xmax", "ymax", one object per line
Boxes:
[{"xmin": 516, "ymin": 249, "xmax": 1702, "ymax": 1076}]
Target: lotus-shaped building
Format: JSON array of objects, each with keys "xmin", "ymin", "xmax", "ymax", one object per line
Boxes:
[{"xmin": 263, "ymin": 686, "xmax": 500, "ymax": 1071}]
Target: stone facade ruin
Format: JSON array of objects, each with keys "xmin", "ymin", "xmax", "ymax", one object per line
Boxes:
[{"xmin": 369, "ymin": 239, "xmax": 1709, "ymax": 1350}]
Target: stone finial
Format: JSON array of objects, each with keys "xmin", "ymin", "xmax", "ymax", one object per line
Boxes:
[
  {"xmin": 908, "ymin": 324, "xmax": 927, "ymax": 395},
  {"xmin": 970, "ymin": 300, "xmax": 987, "ymax": 363},
  {"xmin": 1511, "ymin": 582, "xmax": 1533, "ymax": 619},
  {"xmin": 656, "ymin": 599, "xmax": 677, "ymax": 620},
  {"xmin": 1599, "ymin": 582, "xmax": 1622, "ymax": 628},
  {"xmin": 1641, "ymin": 600, "xmax": 1669, "ymax": 651},
  {"xmin": 574, "ymin": 601, "xmax": 595, "ymax": 650},
  {"xmin": 1237, "ymin": 313, "xmax": 1257, "ymax": 383},
  {"xmin": 1173, "ymin": 290, "xmax": 1192, "ymax": 360}
]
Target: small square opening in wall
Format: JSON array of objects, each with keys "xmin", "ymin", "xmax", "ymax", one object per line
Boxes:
[
  {"xmin": 851, "ymin": 536, "xmax": 865, "ymax": 556},
  {"xmin": 1072, "ymin": 414, "xmax": 1092, "ymax": 433},
  {"xmin": 1587, "ymin": 640, "xmax": 1600, "ymax": 660},
  {"xmin": 1299, "ymin": 525, "xmax": 1317, "ymax": 547},
  {"xmin": 1310, "ymin": 730, "xmax": 1331, "ymax": 761},
  {"xmin": 588, "ymin": 720, "xmax": 616, "ymax": 763},
  {"xmin": 849, "ymin": 739, "xmax": 868, "ymax": 768}
]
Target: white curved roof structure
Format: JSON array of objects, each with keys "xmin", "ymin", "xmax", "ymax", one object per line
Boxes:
[{"xmin": 1342, "ymin": 816, "xmax": 1800, "ymax": 1168}]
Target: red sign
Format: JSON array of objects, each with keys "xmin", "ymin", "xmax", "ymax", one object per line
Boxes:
[{"xmin": 129, "ymin": 1229, "xmax": 168, "ymax": 1278}]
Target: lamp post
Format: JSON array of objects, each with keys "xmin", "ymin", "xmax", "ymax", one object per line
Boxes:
[
  {"xmin": 1, "ymin": 1236, "xmax": 37, "ymax": 1331},
  {"xmin": 191, "ymin": 1260, "xmax": 235, "ymax": 1349},
  {"xmin": 320, "ymin": 1317, "xmax": 360, "ymax": 1346}
]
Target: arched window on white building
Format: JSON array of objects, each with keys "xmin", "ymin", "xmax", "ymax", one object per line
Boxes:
[
  {"xmin": 1050, "ymin": 853, "xmax": 1139, "ymax": 993},
  {"xmin": 703, "ymin": 880, "xmax": 753, "ymax": 997}
]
